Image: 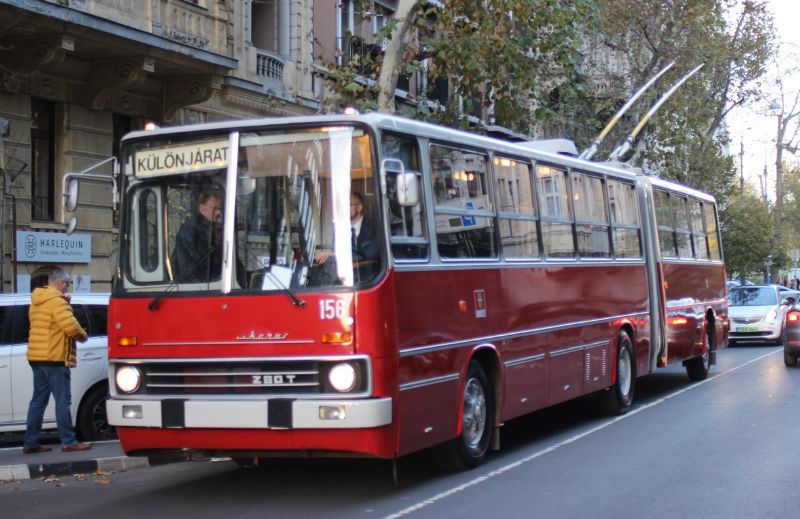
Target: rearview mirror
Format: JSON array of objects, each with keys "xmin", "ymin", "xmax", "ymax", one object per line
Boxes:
[
  {"xmin": 64, "ymin": 178, "xmax": 79, "ymax": 212},
  {"xmin": 382, "ymin": 158, "xmax": 419, "ymax": 207},
  {"xmin": 65, "ymin": 215, "xmax": 77, "ymax": 235},
  {"xmin": 396, "ymin": 172, "xmax": 419, "ymax": 207}
]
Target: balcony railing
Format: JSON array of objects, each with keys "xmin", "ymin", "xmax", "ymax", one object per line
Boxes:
[{"xmin": 256, "ymin": 49, "xmax": 284, "ymax": 82}]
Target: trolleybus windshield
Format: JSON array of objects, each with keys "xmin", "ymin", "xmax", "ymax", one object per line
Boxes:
[{"xmin": 121, "ymin": 126, "xmax": 380, "ymax": 293}]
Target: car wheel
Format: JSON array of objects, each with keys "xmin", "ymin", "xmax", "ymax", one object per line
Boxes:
[
  {"xmin": 77, "ymin": 384, "xmax": 116, "ymax": 442},
  {"xmin": 598, "ymin": 331, "xmax": 636, "ymax": 415},
  {"xmin": 433, "ymin": 360, "xmax": 494, "ymax": 471},
  {"xmin": 784, "ymin": 352, "xmax": 797, "ymax": 367}
]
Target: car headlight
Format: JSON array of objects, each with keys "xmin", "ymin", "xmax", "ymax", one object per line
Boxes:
[
  {"xmin": 116, "ymin": 366, "xmax": 142, "ymax": 393},
  {"xmin": 328, "ymin": 363, "xmax": 356, "ymax": 392}
]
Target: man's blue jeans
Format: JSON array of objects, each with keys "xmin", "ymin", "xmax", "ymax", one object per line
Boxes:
[{"xmin": 23, "ymin": 363, "xmax": 78, "ymax": 448}]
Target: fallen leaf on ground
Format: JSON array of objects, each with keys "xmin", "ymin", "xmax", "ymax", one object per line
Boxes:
[{"xmin": 94, "ymin": 478, "xmax": 112, "ymax": 485}]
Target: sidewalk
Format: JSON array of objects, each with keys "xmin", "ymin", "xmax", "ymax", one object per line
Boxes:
[{"xmin": 0, "ymin": 440, "xmax": 166, "ymax": 481}]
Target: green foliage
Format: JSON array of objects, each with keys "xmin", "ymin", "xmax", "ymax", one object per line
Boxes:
[
  {"xmin": 586, "ymin": 0, "xmax": 775, "ymax": 204},
  {"xmin": 720, "ymin": 188, "xmax": 773, "ymax": 279},
  {"xmin": 322, "ymin": 0, "xmax": 774, "ymax": 210},
  {"xmin": 323, "ymin": 0, "xmax": 595, "ymax": 134}
]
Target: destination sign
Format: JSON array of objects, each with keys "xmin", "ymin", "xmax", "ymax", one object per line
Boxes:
[{"xmin": 134, "ymin": 139, "xmax": 229, "ymax": 177}]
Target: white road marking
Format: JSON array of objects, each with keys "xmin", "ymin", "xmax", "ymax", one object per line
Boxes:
[{"xmin": 384, "ymin": 350, "xmax": 778, "ymax": 518}]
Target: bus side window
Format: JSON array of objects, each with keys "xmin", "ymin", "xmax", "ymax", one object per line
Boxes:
[
  {"xmin": 654, "ymin": 189, "xmax": 677, "ymax": 257},
  {"xmin": 382, "ymin": 133, "xmax": 428, "ymax": 260}
]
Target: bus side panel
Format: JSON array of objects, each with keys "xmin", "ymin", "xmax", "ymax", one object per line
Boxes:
[
  {"xmin": 662, "ymin": 261, "xmax": 727, "ymax": 364},
  {"xmin": 392, "ymin": 263, "xmax": 649, "ymax": 433},
  {"xmin": 396, "ymin": 353, "xmax": 462, "ymax": 457}
]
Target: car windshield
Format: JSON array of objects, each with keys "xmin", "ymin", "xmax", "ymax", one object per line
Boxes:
[{"xmin": 728, "ymin": 287, "xmax": 777, "ymax": 306}]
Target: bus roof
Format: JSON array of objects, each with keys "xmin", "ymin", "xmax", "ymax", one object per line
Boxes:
[{"xmin": 122, "ymin": 113, "xmax": 717, "ymax": 198}]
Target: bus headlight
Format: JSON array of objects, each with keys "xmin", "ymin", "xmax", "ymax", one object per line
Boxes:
[
  {"xmin": 116, "ymin": 366, "xmax": 142, "ymax": 393},
  {"xmin": 328, "ymin": 363, "xmax": 356, "ymax": 392}
]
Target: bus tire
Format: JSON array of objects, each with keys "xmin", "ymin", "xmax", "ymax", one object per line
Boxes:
[
  {"xmin": 77, "ymin": 384, "xmax": 116, "ymax": 442},
  {"xmin": 686, "ymin": 324, "xmax": 712, "ymax": 381},
  {"xmin": 784, "ymin": 352, "xmax": 797, "ymax": 367},
  {"xmin": 433, "ymin": 361, "xmax": 494, "ymax": 471},
  {"xmin": 598, "ymin": 331, "xmax": 635, "ymax": 415},
  {"xmin": 232, "ymin": 457, "xmax": 269, "ymax": 469}
]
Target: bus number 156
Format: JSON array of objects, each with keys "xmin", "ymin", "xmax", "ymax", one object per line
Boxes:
[{"xmin": 319, "ymin": 299, "xmax": 346, "ymax": 320}]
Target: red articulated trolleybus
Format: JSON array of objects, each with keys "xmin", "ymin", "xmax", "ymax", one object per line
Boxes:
[{"xmin": 105, "ymin": 113, "xmax": 728, "ymax": 470}]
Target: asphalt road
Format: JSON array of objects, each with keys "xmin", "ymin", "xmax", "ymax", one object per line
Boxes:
[{"xmin": 2, "ymin": 345, "xmax": 798, "ymax": 519}]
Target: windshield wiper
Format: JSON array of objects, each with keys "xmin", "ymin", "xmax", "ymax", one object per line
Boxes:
[
  {"xmin": 264, "ymin": 268, "xmax": 306, "ymax": 308},
  {"xmin": 148, "ymin": 281, "xmax": 178, "ymax": 311}
]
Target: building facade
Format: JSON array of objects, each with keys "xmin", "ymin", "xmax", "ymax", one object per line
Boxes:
[{"xmin": 0, "ymin": 0, "xmax": 399, "ymax": 292}]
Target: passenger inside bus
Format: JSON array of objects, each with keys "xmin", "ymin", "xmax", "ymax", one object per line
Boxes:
[
  {"xmin": 171, "ymin": 184, "xmax": 224, "ymax": 283},
  {"xmin": 171, "ymin": 183, "xmax": 245, "ymax": 286},
  {"xmin": 312, "ymin": 191, "xmax": 378, "ymax": 283}
]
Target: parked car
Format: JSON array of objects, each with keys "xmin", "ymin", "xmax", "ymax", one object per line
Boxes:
[
  {"xmin": 0, "ymin": 292, "xmax": 113, "ymax": 441},
  {"xmin": 728, "ymin": 285, "xmax": 792, "ymax": 346},
  {"xmin": 784, "ymin": 305, "xmax": 800, "ymax": 367},
  {"xmin": 775, "ymin": 285, "xmax": 800, "ymax": 304}
]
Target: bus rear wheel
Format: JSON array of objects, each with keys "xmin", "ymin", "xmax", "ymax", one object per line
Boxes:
[
  {"xmin": 433, "ymin": 361, "xmax": 494, "ymax": 471},
  {"xmin": 598, "ymin": 331, "xmax": 635, "ymax": 415},
  {"xmin": 686, "ymin": 324, "xmax": 712, "ymax": 381}
]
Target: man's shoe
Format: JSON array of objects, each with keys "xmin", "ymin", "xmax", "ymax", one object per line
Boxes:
[
  {"xmin": 61, "ymin": 442, "xmax": 92, "ymax": 452},
  {"xmin": 23, "ymin": 445, "xmax": 53, "ymax": 454}
]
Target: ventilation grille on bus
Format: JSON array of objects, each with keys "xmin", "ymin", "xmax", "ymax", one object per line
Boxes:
[{"xmin": 128, "ymin": 359, "xmax": 369, "ymax": 397}]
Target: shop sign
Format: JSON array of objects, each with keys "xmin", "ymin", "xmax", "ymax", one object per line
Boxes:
[{"xmin": 16, "ymin": 231, "xmax": 92, "ymax": 263}]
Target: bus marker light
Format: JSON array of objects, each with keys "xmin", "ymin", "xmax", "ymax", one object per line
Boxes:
[
  {"xmin": 319, "ymin": 405, "xmax": 346, "ymax": 420},
  {"xmin": 458, "ymin": 300, "xmax": 467, "ymax": 312},
  {"xmin": 322, "ymin": 332, "xmax": 352, "ymax": 344},
  {"xmin": 122, "ymin": 405, "xmax": 143, "ymax": 419},
  {"xmin": 117, "ymin": 336, "xmax": 138, "ymax": 347}
]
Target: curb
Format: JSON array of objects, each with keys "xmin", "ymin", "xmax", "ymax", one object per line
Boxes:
[{"xmin": 0, "ymin": 455, "xmax": 154, "ymax": 481}]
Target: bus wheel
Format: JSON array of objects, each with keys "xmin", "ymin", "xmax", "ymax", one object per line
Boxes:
[
  {"xmin": 232, "ymin": 457, "xmax": 269, "ymax": 469},
  {"xmin": 784, "ymin": 352, "xmax": 797, "ymax": 367},
  {"xmin": 686, "ymin": 325, "xmax": 712, "ymax": 381},
  {"xmin": 433, "ymin": 361, "xmax": 494, "ymax": 471},
  {"xmin": 598, "ymin": 331, "xmax": 635, "ymax": 415}
]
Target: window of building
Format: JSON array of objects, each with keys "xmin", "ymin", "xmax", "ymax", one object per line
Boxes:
[
  {"xmin": 31, "ymin": 98, "xmax": 55, "ymax": 221},
  {"xmin": 572, "ymin": 172, "xmax": 610, "ymax": 258},
  {"xmin": 430, "ymin": 144, "xmax": 496, "ymax": 259},
  {"xmin": 536, "ymin": 164, "xmax": 574, "ymax": 258},
  {"xmin": 494, "ymin": 156, "xmax": 539, "ymax": 259}
]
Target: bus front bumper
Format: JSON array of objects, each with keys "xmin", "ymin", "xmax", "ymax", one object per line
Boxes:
[{"xmin": 107, "ymin": 397, "xmax": 392, "ymax": 429}]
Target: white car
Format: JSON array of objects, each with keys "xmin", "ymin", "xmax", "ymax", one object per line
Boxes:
[
  {"xmin": 0, "ymin": 292, "xmax": 113, "ymax": 441},
  {"xmin": 728, "ymin": 285, "xmax": 791, "ymax": 346}
]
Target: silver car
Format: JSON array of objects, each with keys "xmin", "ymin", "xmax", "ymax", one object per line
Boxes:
[
  {"xmin": 728, "ymin": 285, "xmax": 791, "ymax": 346},
  {"xmin": 0, "ymin": 292, "xmax": 114, "ymax": 441}
]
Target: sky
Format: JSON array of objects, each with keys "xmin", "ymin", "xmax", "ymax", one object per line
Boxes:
[{"xmin": 728, "ymin": 0, "xmax": 800, "ymax": 199}]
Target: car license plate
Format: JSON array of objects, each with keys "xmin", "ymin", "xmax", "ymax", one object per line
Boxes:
[{"xmin": 736, "ymin": 326, "xmax": 758, "ymax": 333}]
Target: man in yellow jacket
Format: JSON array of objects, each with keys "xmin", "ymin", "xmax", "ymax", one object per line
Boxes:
[{"xmin": 23, "ymin": 268, "xmax": 92, "ymax": 454}]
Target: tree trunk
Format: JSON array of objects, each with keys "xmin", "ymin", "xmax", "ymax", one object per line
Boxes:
[{"xmin": 376, "ymin": 0, "xmax": 418, "ymax": 113}]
